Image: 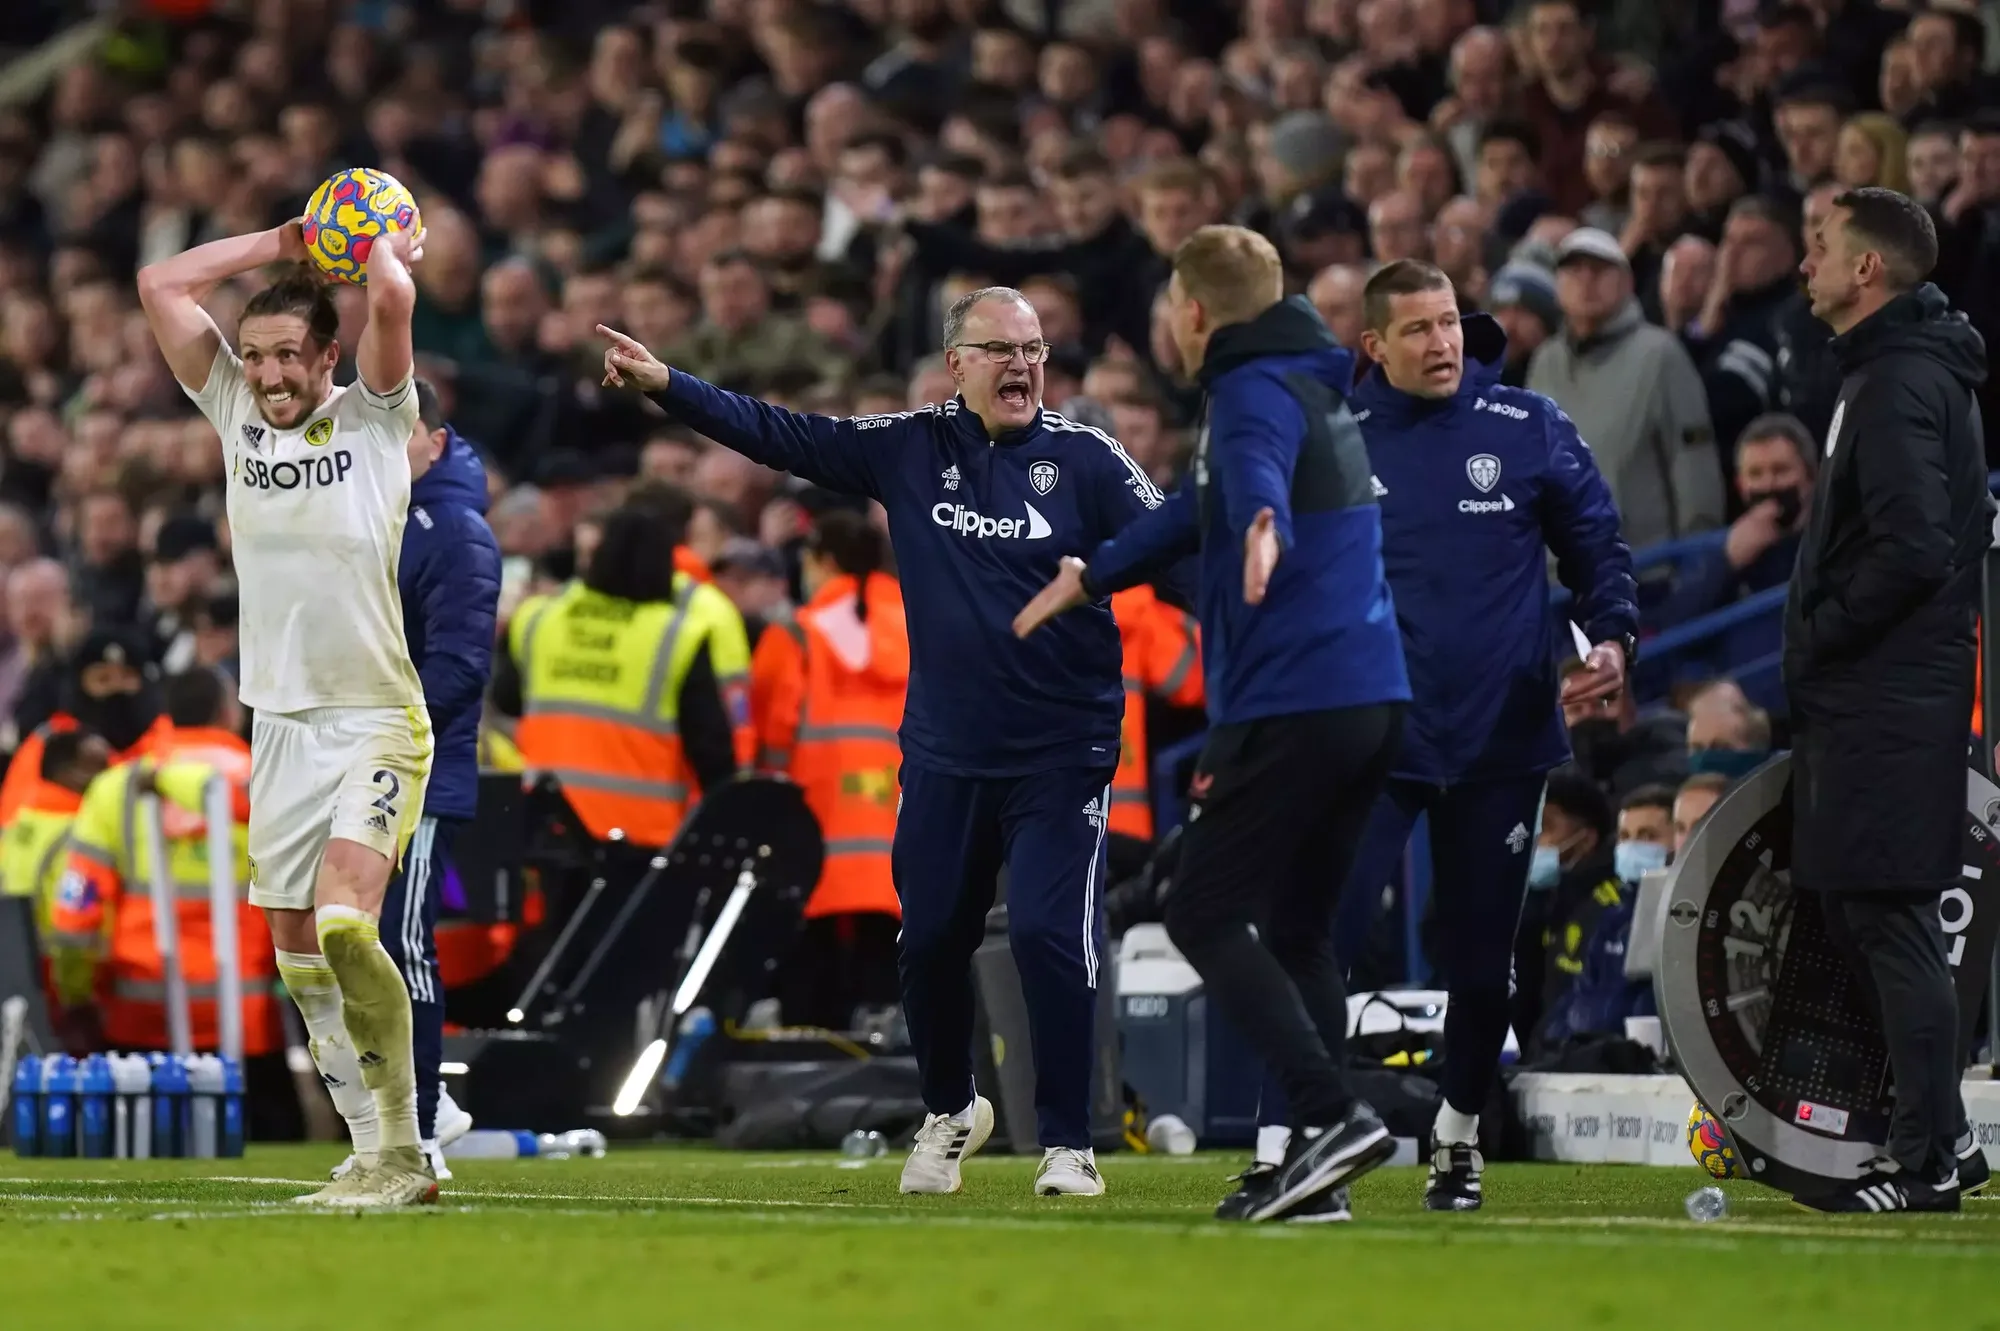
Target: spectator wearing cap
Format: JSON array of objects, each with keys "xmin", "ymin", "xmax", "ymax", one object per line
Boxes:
[
  {"xmin": 1486, "ymin": 262, "xmax": 1560, "ymax": 387},
  {"xmin": 1686, "ymin": 123, "xmax": 1760, "ymax": 241},
  {"xmin": 0, "ymin": 623, "xmax": 169, "ymax": 832},
  {"xmin": 1280, "ymin": 188, "xmax": 1368, "ymax": 277},
  {"xmin": 1516, "ymin": 0, "xmax": 1673, "ymax": 216},
  {"xmin": 666, "ymin": 251, "xmax": 848, "ymax": 391},
  {"xmin": 1683, "ymin": 196, "xmax": 1802, "ymax": 463},
  {"xmin": 1528, "ymin": 227, "xmax": 1725, "ymax": 552},
  {"xmin": 144, "ymin": 514, "xmax": 219, "ymax": 676},
  {"xmin": 711, "ymin": 538, "xmax": 794, "ymax": 647}
]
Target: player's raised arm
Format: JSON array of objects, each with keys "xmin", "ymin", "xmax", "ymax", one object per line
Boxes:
[
  {"xmin": 598, "ymin": 325, "xmax": 884, "ymax": 500},
  {"xmin": 357, "ymin": 225, "xmax": 422, "ymax": 398},
  {"xmin": 137, "ymin": 221, "xmax": 305, "ymax": 393}
]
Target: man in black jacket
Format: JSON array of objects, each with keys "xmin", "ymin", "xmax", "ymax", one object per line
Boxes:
[{"xmin": 1789, "ymin": 186, "xmax": 1994, "ymax": 1213}]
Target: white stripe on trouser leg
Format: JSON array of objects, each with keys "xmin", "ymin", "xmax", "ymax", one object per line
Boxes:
[
  {"xmin": 1082, "ymin": 784, "xmax": 1107, "ymax": 989},
  {"xmin": 401, "ymin": 819, "xmax": 434, "ymax": 1002}
]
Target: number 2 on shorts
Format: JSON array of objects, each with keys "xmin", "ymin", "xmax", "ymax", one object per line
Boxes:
[{"xmin": 372, "ymin": 768, "xmax": 401, "ymax": 819}]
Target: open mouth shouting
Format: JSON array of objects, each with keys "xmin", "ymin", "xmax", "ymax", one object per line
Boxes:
[{"xmin": 997, "ymin": 376, "xmax": 1033, "ymax": 410}]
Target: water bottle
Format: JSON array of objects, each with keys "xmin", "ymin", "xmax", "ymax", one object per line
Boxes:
[
  {"xmin": 447, "ymin": 1129, "xmax": 543, "ymax": 1159},
  {"xmin": 838, "ymin": 1129, "xmax": 887, "ymax": 1167},
  {"xmin": 112, "ymin": 1053, "xmax": 152, "ymax": 1159},
  {"xmin": 536, "ymin": 1129, "xmax": 607, "ymax": 1160},
  {"xmin": 219, "ymin": 1056, "xmax": 245, "ymax": 1158},
  {"xmin": 78, "ymin": 1054, "xmax": 114, "ymax": 1159},
  {"xmin": 11, "ymin": 1053, "xmax": 42, "ymax": 1156},
  {"xmin": 1685, "ymin": 1185, "xmax": 1729, "ymax": 1223},
  {"xmin": 39, "ymin": 1055, "xmax": 77, "ymax": 1158},
  {"xmin": 1146, "ymin": 1114, "xmax": 1197, "ymax": 1156},
  {"xmin": 663, "ymin": 1008, "xmax": 715, "ymax": 1089},
  {"xmin": 187, "ymin": 1055, "xmax": 223, "ymax": 1159},
  {"xmin": 150, "ymin": 1053, "xmax": 189, "ymax": 1158}
]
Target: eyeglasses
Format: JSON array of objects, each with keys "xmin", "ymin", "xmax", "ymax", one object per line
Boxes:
[{"xmin": 953, "ymin": 340, "xmax": 1051, "ymax": 364}]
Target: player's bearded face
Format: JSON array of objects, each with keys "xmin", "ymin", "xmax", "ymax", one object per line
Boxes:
[{"xmin": 238, "ymin": 316, "xmax": 338, "ymax": 430}]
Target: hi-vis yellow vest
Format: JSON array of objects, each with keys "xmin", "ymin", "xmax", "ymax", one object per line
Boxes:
[{"xmin": 510, "ymin": 574, "xmax": 751, "ymax": 845}]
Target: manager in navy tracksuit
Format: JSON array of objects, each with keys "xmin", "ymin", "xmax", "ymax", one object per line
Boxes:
[
  {"xmin": 599, "ymin": 295, "xmax": 1168, "ymax": 1198},
  {"xmin": 1346, "ymin": 260, "xmax": 1636, "ymax": 1212},
  {"xmin": 381, "ymin": 381, "xmax": 501, "ymax": 1160},
  {"xmin": 1018, "ymin": 227, "xmax": 1412, "ymax": 1224}
]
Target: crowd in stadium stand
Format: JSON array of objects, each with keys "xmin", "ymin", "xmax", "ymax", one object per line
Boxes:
[{"xmin": 0, "ymin": 0, "xmax": 1994, "ymax": 915}]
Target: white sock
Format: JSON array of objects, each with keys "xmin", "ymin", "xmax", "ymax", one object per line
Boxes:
[
  {"xmin": 950, "ymin": 1095, "xmax": 976, "ymax": 1127},
  {"xmin": 1255, "ymin": 1124, "xmax": 1292, "ymax": 1167},
  {"xmin": 1434, "ymin": 1103, "xmax": 1479, "ymax": 1146},
  {"xmin": 275, "ymin": 949, "xmax": 381, "ymax": 1160},
  {"xmin": 314, "ymin": 905, "xmax": 420, "ymax": 1151}
]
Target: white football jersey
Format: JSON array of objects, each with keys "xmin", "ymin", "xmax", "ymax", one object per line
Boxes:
[{"xmin": 184, "ymin": 345, "xmax": 425, "ymax": 714}]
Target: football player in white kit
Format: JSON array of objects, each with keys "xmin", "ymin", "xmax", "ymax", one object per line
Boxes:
[{"xmin": 138, "ymin": 218, "xmax": 437, "ymax": 1206}]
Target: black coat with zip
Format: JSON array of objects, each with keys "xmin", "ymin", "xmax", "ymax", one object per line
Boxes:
[{"xmin": 1785, "ymin": 284, "xmax": 1994, "ymax": 895}]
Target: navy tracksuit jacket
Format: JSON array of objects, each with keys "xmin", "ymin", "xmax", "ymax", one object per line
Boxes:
[
  {"xmin": 380, "ymin": 428, "xmax": 501, "ymax": 1140},
  {"xmin": 1340, "ymin": 316, "xmax": 1637, "ymax": 1117},
  {"xmin": 1081, "ymin": 295, "xmax": 1410, "ymax": 721},
  {"xmin": 651, "ymin": 373, "xmax": 1169, "ymax": 1146}
]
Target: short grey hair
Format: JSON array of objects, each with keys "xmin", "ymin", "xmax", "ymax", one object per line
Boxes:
[{"xmin": 942, "ymin": 286, "xmax": 1032, "ymax": 348}]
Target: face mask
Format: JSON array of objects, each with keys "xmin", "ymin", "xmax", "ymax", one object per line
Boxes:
[
  {"xmin": 1742, "ymin": 486, "xmax": 1803, "ymax": 529},
  {"xmin": 1688, "ymin": 747, "xmax": 1769, "ymax": 781},
  {"xmin": 75, "ymin": 691, "xmax": 156, "ymax": 752},
  {"xmin": 1615, "ymin": 839, "xmax": 1669, "ymax": 884},
  {"xmin": 1568, "ymin": 717, "xmax": 1621, "ymax": 771},
  {"xmin": 1528, "ymin": 844, "xmax": 1563, "ymax": 891}
]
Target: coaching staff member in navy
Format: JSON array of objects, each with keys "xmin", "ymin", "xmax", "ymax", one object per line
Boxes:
[
  {"xmin": 1016, "ymin": 224, "xmax": 1411, "ymax": 1224},
  {"xmin": 597, "ymin": 290, "xmax": 1171, "ymax": 1201},
  {"xmin": 1788, "ymin": 188, "xmax": 1994, "ymax": 1214},
  {"xmin": 1342, "ymin": 260, "xmax": 1637, "ymax": 1213}
]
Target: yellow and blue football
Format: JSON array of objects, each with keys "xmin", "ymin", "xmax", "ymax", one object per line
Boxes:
[
  {"xmin": 300, "ymin": 167, "xmax": 419, "ymax": 285},
  {"xmin": 1687, "ymin": 1101, "xmax": 1740, "ymax": 1180}
]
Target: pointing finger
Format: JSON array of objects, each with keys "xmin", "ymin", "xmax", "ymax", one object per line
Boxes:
[{"xmin": 596, "ymin": 324, "xmax": 646, "ymax": 354}]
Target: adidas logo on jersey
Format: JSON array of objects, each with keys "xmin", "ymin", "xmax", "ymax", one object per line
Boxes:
[
  {"xmin": 1506, "ymin": 822, "xmax": 1529, "ymax": 853},
  {"xmin": 941, "ymin": 465, "xmax": 961, "ymax": 491},
  {"xmin": 367, "ymin": 812, "xmax": 390, "ymax": 834}
]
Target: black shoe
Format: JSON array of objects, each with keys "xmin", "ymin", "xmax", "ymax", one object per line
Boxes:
[
  {"xmin": 1959, "ymin": 1139, "xmax": 1989, "ymax": 1197},
  {"xmin": 1239, "ymin": 1103, "xmax": 1394, "ymax": 1223},
  {"xmin": 1423, "ymin": 1138, "xmax": 1484, "ymax": 1212},
  {"xmin": 1792, "ymin": 1161, "xmax": 1961, "ymax": 1214},
  {"xmin": 1215, "ymin": 1164, "xmax": 1355, "ymax": 1223}
]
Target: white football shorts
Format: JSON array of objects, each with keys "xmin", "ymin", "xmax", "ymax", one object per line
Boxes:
[{"xmin": 247, "ymin": 705, "xmax": 433, "ymax": 911}]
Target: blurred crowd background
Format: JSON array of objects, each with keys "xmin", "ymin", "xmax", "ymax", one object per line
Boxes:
[{"xmin": 0, "ymin": 0, "xmax": 1996, "ymax": 771}]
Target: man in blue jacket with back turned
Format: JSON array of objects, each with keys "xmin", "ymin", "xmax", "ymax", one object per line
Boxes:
[
  {"xmin": 1018, "ymin": 225, "xmax": 1411, "ymax": 1224},
  {"xmin": 1345, "ymin": 259, "xmax": 1636, "ymax": 1212},
  {"xmin": 599, "ymin": 290, "xmax": 1168, "ymax": 1199},
  {"xmin": 382, "ymin": 380, "xmax": 501, "ymax": 1181}
]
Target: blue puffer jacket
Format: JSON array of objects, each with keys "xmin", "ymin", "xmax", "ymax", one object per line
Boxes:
[{"xmin": 398, "ymin": 428, "xmax": 501, "ymax": 821}]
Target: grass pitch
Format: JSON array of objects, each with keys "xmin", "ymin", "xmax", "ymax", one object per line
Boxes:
[{"xmin": 3, "ymin": 1147, "xmax": 1998, "ymax": 1330}]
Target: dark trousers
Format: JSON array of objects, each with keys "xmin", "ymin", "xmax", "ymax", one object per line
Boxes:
[
  {"xmin": 379, "ymin": 815, "xmax": 455, "ymax": 1142},
  {"xmin": 893, "ymin": 761, "xmax": 1115, "ymax": 1149},
  {"xmin": 1821, "ymin": 889, "xmax": 1969, "ymax": 1178},
  {"xmin": 1165, "ymin": 704, "xmax": 1402, "ymax": 1126}
]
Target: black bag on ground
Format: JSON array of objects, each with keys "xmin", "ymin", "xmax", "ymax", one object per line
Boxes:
[
  {"xmin": 713, "ymin": 1056, "xmax": 927, "ymax": 1149},
  {"xmin": 1344, "ymin": 1066, "xmax": 1442, "ymax": 1139}
]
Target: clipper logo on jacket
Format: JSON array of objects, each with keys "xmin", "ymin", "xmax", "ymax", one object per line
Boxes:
[{"xmin": 932, "ymin": 501, "xmax": 1054, "ymax": 540}]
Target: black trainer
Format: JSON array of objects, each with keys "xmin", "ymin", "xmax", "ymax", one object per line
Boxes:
[
  {"xmin": 1959, "ymin": 1139, "xmax": 1990, "ymax": 1197},
  {"xmin": 1215, "ymin": 1164, "xmax": 1353, "ymax": 1222},
  {"xmin": 1423, "ymin": 1138, "xmax": 1484, "ymax": 1212},
  {"xmin": 1793, "ymin": 1160, "xmax": 1961, "ymax": 1214},
  {"xmin": 1237, "ymin": 1102, "xmax": 1393, "ymax": 1223}
]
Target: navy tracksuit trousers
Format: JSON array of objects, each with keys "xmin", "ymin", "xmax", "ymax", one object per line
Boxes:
[
  {"xmin": 379, "ymin": 814, "xmax": 454, "ymax": 1142},
  {"xmin": 893, "ymin": 761, "xmax": 1115, "ymax": 1149},
  {"xmin": 1259, "ymin": 774, "xmax": 1546, "ymax": 1128}
]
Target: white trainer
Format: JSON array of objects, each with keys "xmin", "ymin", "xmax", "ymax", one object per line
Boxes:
[
  {"xmin": 331, "ymin": 1144, "xmax": 439, "ymax": 1209},
  {"xmin": 422, "ymin": 1138, "xmax": 451, "ymax": 1181},
  {"xmin": 436, "ymin": 1087, "xmax": 474, "ymax": 1146},
  {"xmin": 322, "ymin": 1150, "xmax": 375, "ymax": 1184},
  {"xmin": 899, "ymin": 1095, "xmax": 994, "ymax": 1194},
  {"xmin": 1035, "ymin": 1146, "xmax": 1106, "ymax": 1196}
]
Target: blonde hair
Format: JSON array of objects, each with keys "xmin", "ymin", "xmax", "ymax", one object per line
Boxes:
[
  {"xmin": 1170, "ymin": 225, "xmax": 1284, "ymax": 329},
  {"xmin": 1840, "ymin": 113, "xmax": 1910, "ymax": 194}
]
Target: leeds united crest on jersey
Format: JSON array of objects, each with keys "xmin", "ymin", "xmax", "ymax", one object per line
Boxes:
[
  {"xmin": 1466, "ymin": 453, "xmax": 1501, "ymax": 493},
  {"xmin": 1029, "ymin": 460, "xmax": 1059, "ymax": 495},
  {"xmin": 305, "ymin": 418, "xmax": 334, "ymax": 447}
]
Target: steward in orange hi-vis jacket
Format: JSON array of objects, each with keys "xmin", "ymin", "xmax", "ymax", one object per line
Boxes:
[{"xmin": 1109, "ymin": 585, "xmax": 1204, "ymax": 843}]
